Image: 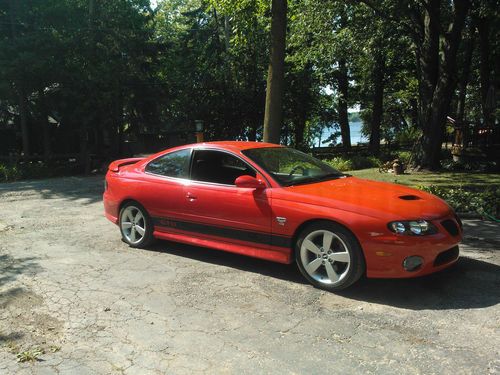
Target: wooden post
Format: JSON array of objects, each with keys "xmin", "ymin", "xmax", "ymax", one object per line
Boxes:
[{"xmin": 195, "ymin": 120, "xmax": 204, "ymax": 143}]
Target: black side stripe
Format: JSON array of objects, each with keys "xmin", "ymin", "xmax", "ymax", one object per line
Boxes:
[{"xmin": 152, "ymin": 217, "xmax": 291, "ymax": 249}]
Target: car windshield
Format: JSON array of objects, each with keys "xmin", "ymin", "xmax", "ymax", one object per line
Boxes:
[{"xmin": 242, "ymin": 147, "xmax": 345, "ymax": 186}]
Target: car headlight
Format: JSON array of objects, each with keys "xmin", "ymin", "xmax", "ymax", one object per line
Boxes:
[{"xmin": 388, "ymin": 220, "xmax": 437, "ymax": 235}]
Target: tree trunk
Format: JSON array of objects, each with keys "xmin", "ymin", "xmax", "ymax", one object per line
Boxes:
[
  {"xmin": 477, "ymin": 17, "xmax": 494, "ymax": 128},
  {"xmin": 294, "ymin": 118, "xmax": 306, "ymax": 151},
  {"xmin": 413, "ymin": 0, "xmax": 470, "ymax": 169},
  {"xmin": 337, "ymin": 58, "xmax": 351, "ymax": 149},
  {"xmin": 369, "ymin": 48, "xmax": 385, "ymax": 155},
  {"xmin": 417, "ymin": 0, "xmax": 440, "ymax": 131},
  {"xmin": 263, "ymin": 0, "xmax": 287, "ymax": 144},
  {"xmin": 79, "ymin": 127, "xmax": 91, "ymax": 174},
  {"xmin": 18, "ymin": 91, "xmax": 30, "ymax": 157},
  {"xmin": 39, "ymin": 91, "xmax": 51, "ymax": 162},
  {"xmin": 9, "ymin": 0, "xmax": 30, "ymax": 157},
  {"xmin": 456, "ymin": 24, "xmax": 474, "ymax": 130},
  {"xmin": 248, "ymin": 125, "xmax": 258, "ymax": 141}
]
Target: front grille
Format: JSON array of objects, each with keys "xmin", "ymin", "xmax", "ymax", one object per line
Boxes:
[
  {"xmin": 434, "ymin": 246, "xmax": 459, "ymax": 267},
  {"xmin": 441, "ymin": 219, "xmax": 459, "ymax": 236}
]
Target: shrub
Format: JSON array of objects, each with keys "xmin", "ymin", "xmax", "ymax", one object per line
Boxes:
[
  {"xmin": 350, "ymin": 155, "xmax": 380, "ymax": 170},
  {"xmin": 325, "ymin": 157, "xmax": 353, "ymax": 171},
  {"xmin": 0, "ymin": 161, "xmax": 81, "ymax": 183},
  {"xmin": 0, "ymin": 163, "xmax": 21, "ymax": 182},
  {"xmin": 441, "ymin": 159, "xmax": 497, "ymax": 172},
  {"xmin": 393, "ymin": 150, "xmax": 412, "ymax": 162},
  {"xmin": 324, "ymin": 155, "xmax": 380, "ymax": 172},
  {"xmin": 418, "ymin": 184, "xmax": 500, "ymax": 218}
]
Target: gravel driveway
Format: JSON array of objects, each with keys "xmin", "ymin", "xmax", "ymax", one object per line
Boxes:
[{"xmin": 1, "ymin": 176, "xmax": 499, "ymax": 374}]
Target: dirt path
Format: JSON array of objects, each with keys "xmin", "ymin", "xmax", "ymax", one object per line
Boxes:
[{"xmin": 1, "ymin": 176, "xmax": 499, "ymax": 374}]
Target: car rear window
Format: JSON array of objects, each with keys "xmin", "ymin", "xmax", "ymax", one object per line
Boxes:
[{"xmin": 145, "ymin": 149, "xmax": 191, "ymax": 178}]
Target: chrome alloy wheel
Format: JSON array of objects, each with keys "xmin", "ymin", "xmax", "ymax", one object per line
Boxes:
[
  {"xmin": 299, "ymin": 229, "xmax": 351, "ymax": 285},
  {"xmin": 120, "ymin": 206, "xmax": 146, "ymax": 245}
]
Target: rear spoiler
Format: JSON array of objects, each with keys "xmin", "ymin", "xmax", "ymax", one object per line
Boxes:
[{"xmin": 108, "ymin": 158, "xmax": 145, "ymax": 172}]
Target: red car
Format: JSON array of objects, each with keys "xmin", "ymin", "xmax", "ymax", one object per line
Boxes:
[{"xmin": 103, "ymin": 141, "xmax": 462, "ymax": 291}]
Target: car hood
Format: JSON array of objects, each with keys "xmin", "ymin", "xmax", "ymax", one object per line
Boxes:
[{"xmin": 280, "ymin": 176, "xmax": 452, "ymax": 220}]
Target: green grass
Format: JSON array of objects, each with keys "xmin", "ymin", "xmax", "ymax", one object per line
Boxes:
[{"xmin": 348, "ymin": 168, "xmax": 500, "ymax": 190}]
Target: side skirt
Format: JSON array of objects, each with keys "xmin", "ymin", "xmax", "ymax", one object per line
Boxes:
[{"xmin": 153, "ymin": 228, "xmax": 292, "ymax": 264}]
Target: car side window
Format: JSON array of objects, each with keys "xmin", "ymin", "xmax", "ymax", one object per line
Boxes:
[
  {"xmin": 145, "ymin": 149, "xmax": 191, "ymax": 178},
  {"xmin": 191, "ymin": 150, "xmax": 256, "ymax": 185}
]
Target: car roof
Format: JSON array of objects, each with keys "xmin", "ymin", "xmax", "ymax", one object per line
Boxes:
[
  {"xmin": 144, "ymin": 141, "xmax": 284, "ymax": 163},
  {"xmin": 185, "ymin": 141, "xmax": 283, "ymax": 152}
]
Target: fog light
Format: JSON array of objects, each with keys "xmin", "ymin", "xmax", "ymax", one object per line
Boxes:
[{"xmin": 403, "ymin": 256, "xmax": 424, "ymax": 272}]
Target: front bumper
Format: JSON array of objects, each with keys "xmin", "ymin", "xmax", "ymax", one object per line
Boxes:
[{"xmin": 364, "ymin": 216, "xmax": 462, "ymax": 278}]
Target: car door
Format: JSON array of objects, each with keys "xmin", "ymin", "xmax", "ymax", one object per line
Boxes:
[
  {"xmin": 182, "ymin": 149, "xmax": 273, "ymax": 249},
  {"xmin": 138, "ymin": 148, "xmax": 193, "ymax": 223}
]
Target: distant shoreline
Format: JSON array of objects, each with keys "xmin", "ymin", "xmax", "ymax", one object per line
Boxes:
[{"xmin": 314, "ymin": 119, "xmax": 368, "ymax": 147}]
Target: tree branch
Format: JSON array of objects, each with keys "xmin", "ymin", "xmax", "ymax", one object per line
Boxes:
[{"xmin": 356, "ymin": 0, "xmax": 420, "ymax": 40}]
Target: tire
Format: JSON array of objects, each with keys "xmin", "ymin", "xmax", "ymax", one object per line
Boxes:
[
  {"xmin": 295, "ymin": 221, "xmax": 365, "ymax": 291},
  {"xmin": 119, "ymin": 201, "xmax": 154, "ymax": 248}
]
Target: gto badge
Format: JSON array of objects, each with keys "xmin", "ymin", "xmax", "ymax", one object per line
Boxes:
[{"xmin": 276, "ymin": 217, "xmax": 287, "ymax": 226}]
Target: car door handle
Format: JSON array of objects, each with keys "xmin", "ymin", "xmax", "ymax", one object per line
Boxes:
[{"xmin": 186, "ymin": 193, "xmax": 197, "ymax": 201}]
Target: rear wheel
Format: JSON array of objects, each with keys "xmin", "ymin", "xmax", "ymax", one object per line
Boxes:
[
  {"xmin": 295, "ymin": 221, "xmax": 365, "ymax": 291},
  {"xmin": 119, "ymin": 202, "xmax": 154, "ymax": 248}
]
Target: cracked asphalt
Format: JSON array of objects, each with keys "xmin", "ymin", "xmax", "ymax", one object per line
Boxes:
[{"xmin": 0, "ymin": 176, "xmax": 499, "ymax": 374}]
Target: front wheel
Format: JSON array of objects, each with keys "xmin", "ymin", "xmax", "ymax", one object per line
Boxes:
[
  {"xmin": 295, "ymin": 222, "xmax": 365, "ymax": 291},
  {"xmin": 119, "ymin": 202, "xmax": 154, "ymax": 248}
]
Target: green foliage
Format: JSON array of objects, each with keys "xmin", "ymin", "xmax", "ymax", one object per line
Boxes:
[
  {"xmin": 0, "ymin": 0, "xmax": 497, "ymax": 164},
  {"xmin": 0, "ymin": 162, "xmax": 79, "ymax": 182},
  {"xmin": 393, "ymin": 150, "xmax": 412, "ymax": 162},
  {"xmin": 16, "ymin": 347, "xmax": 45, "ymax": 363},
  {"xmin": 324, "ymin": 157, "xmax": 353, "ymax": 172},
  {"xmin": 348, "ymin": 112, "xmax": 361, "ymax": 123},
  {"xmin": 325, "ymin": 155, "xmax": 380, "ymax": 172},
  {"xmin": 441, "ymin": 159, "xmax": 498, "ymax": 172},
  {"xmin": 0, "ymin": 163, "xmax": 20, "ymax": 182},
  {"xmin": 418, "ymin": 185, "xmax": 500, "ymax": 217},
  {"xmin": 394, "ymin": 126, "xmax": 421, "ymax": 145}
]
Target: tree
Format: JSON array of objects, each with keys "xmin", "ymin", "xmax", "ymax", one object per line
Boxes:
[
  {"xmin": 263, "ymin": 0, "xmax": 287, "ymax": 144},
  {"xmin": 359, "ymin": 0, "xmax": 473, "ymax": 168}
]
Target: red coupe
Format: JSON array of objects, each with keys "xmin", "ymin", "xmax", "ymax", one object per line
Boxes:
[{"xmin": 103, "ymin": 141, "xmax": 462, "ymax": 291}]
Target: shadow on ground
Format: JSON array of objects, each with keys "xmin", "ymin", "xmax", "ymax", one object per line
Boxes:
[
  {"xmin": 0, "ymin": 175, "xmax": 103, "ymax": 205},
  {"xmin": 146, "ymin": 240, "xmax": 307, "ymax": 285},
  {"xmin": 342, "ymin": 257, "xmax": 500, "ymax": 310},
  {"xmin": 0, "ymin": 254, "xmax": 41, "ymax": 288},
  {"xmin": 148, "ymin": 241, "xmax": 500, "ymax": 311},
  {"xmin": 0, "ymin": 254, "xmax": 42, "ymax": 344},
  {"xmin": 462, "ymin": 220, "xmax": 500, "ymax": 249}
]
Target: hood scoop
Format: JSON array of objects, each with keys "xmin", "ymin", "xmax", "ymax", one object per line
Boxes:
[{"xmin": 398, "ymin": 195, "xmax": 421, "ymax": 201}]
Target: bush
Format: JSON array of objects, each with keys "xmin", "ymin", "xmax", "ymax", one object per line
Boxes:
[
  {"xmin": 325, "ymin": 155, "xmax": 380, "ymax": 171},
  {"xmin": 418, "ymin": 184, "xmax": 500, "ymax": 218},
  {"xmin": 0, "ymin": 163, "xmax": 21, "ymax": 182},
  {"xmin": 441, "ymin": 159, "xmax": 498, "ymax": 172},
  {"xmin": 393, "ymin": 150, "xmax": 412, "ymax": 162},
  {"xmin": 325, "ymin": 157, "xmax": 353, "ymax": 171},
  {"xmin": 0, "ymin": 161, "xmax": 81, "ymax": 183}
]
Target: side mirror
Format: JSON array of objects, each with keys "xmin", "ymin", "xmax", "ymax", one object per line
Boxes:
[{"xmin": 235, "ymin": 175, "xmax": 266, "ymax": 189}]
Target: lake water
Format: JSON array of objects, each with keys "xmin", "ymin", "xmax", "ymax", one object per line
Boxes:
[{"xmin": 314, "ymin": 121, "xmax": 368, "ymax": 146}]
